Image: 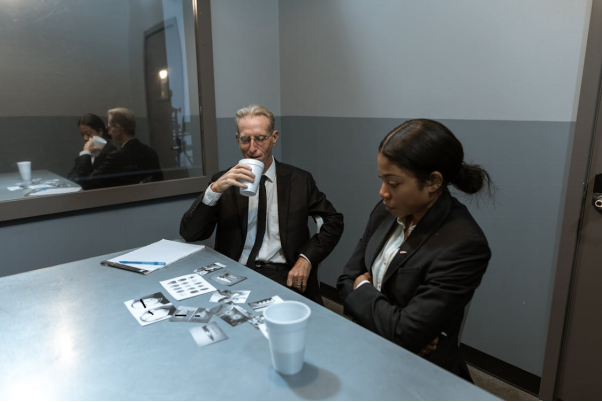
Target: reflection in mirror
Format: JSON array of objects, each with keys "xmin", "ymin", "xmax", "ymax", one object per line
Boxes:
[{"xmin": 0, "ymin": 0, "xmax": 205, "ymax": 202}]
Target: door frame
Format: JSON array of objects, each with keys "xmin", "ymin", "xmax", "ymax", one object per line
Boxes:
[{"xmin": 540, "ymin": 2, "xmax": 602, "ymax": 399}]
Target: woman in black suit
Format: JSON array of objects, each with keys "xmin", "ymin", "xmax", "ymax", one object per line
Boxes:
[
  {"xmin": 337, "ymin": 119, "xmax": 492, "ymax": 381},
  {"xmin": 67, "ymin": 113, "xmax": 116, "ymax": 182}
]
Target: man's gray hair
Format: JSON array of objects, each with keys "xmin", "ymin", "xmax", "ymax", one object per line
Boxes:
[
  {"xmin": 108, "ymin": 107, "xmax": 136, "ymax": 135},
  {"xmin": 235, "ymin": 104, "xmax": 275, "ymax": 133}
]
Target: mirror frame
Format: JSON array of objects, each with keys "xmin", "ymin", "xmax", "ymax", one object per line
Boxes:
[{"xmin": 0, "ymin": 0, "xmax": 218, "ymax": 223}]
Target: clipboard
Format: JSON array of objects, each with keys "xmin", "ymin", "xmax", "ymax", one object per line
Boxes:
[{"xmin": 101, "ymin": 239, "xmax": 205, "ymax": 275}]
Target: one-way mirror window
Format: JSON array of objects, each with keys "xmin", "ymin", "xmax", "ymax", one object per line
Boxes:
[{"xmin": 0, "ymin": 0, "xmax": 217, "ymax": 221}]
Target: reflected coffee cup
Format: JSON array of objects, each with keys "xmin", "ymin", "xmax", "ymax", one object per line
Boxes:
[
  {"xmin": 17, "ymin": 161, "xmax": 32, "ymax": 183},
  {"xmin": 264, "ymin": 301, "xmax": 311, "ymax": 375},
  {"xmin": 92, "ymin": 136, "xmax": 107, "ymax": 150},
  {"xmin": 238, "ymin": 159, "xmax": 265, "ymax": 197}
]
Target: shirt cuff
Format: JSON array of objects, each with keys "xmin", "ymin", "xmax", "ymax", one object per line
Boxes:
[
  {"xmin": 299, "ymin": 254, "xmax": 312, "ymax": 269},
  {"xmin": 355, "ymin": 280, "xmax": 371, "ymax": 289},
  {"xmin": 202, "ymin": 183, "xmax": 222, "ymax": 206},
  {"xmin": 79, "ymin": 150, "xmax": 92, "ymax": 157}
]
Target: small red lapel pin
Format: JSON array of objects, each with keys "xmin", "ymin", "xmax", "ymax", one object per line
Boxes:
[{"xmin": 399, "ymin": 251, "xmax": 407, "ymax": 254}]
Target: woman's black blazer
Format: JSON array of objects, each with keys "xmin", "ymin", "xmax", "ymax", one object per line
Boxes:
[{"xmin": 337, "ymin": 190, "xmax": 490, "ymax": 379}]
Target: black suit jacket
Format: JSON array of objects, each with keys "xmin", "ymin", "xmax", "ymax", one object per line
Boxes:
[
  {"xmin": 67, "ymin": 140, "xmax": 117, "ymax": 183},
  {"xmin": 337, "ymin": 190, "xmax": 490, "ymax": 380},
  {"xmin": 180, "ymin": 160, "xmax": 344, "ymax": 303},
  {"xmin": 76, "ymin": 138, "xmax": 163, "ymax": 190}
]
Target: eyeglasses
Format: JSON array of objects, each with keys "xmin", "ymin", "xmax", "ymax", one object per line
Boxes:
[{"xmin": 236, "ymin": 133, "xmax": 274, "ymax": 145}]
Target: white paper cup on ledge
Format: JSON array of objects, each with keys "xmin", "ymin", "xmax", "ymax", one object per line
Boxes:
[
  {"xmin": 92, "ymin": 135, "xmax": 107, "ymax": 150},
  {"xmin": 17, "ymin": 161, "xmax": 32, "ymax": 183},
  {"xmin": 264, "ymin": 301, "xmax": 311, "ymax": 375},
  {"xmin": 238, "ymin": 158, "xmax": 264, "ymax": 197}
]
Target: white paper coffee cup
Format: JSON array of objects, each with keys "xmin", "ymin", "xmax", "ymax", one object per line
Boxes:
[
  {"xmin": 264, "ymin": 301, "xmax": 311, "ymax": 375},
  {"xmin": 92, "ymin": 136, "xmax": 107, "ymax": 149},
  {"xmin": 17, "ymin": 161, "xmax": 31, "ymax": 182},
  {"xmin": 239, "ymin": 158, "xmax": 265, "ymax": 197}
]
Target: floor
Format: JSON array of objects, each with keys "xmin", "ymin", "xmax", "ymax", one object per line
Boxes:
[{"xmin": 322, "ymin": 298, "xmax": 540, "ymax": 401}]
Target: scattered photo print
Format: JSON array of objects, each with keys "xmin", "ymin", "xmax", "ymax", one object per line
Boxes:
[
  {"xmin": 189, "ymin": 323, "xmax": 228, "ymax": 347},
  {"xmin": 209, "ymin": 289, "xmax": 251, "ymax": 304},
  {"xmin": 160, "ymin": 273, "xmax": 216, "ymax": 301},
  {"xmin": 210, "ymin": 271, "xmax": 246, "ymax": 286},
  {"xmin": 248, "ymin": 295, "xmax": 284, "ymax": 312},
  {"xmin": 190, "ymin": 308, "xmax": 214, "ymax": 323},
  {"xmin": 169, "ymin": 306, "xmax": 213, "ymax": 323},
  {"xmin": 249, "ymin": 314, "xmax": 268, "ymax": 339},
  {"xmin": 194, "ymin": 262, "xmax": 226, "ymax": 276},
  {"xmin": 210, "ymin": 303, "xmax": 253, "ymax": 327},
  {"xmin": 124, "ymin": 292, "xmax": 175, "ymax": 326}
]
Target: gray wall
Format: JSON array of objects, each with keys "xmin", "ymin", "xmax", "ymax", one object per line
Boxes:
[
  {"xmin": 277, "ymin": 0, "xmax": 591, "ymax": 377},
  {"xmin": 210, "ymin": 0, "xmax": 282, "ymax": 170}
]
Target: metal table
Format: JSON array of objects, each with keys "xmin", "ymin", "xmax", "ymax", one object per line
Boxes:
[
  {"xmin": 0, "ymin": 246, "xmax": 498, "ymax": 400},
  {"xmin": 0, "ymin": 170, "xmax": 81, "ymax": 201}
]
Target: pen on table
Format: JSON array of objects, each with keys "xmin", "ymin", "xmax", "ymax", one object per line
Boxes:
[
  {"xmin": 119, "ymin": 261, "xmax": 166, "ymax": 266},
  {"xmin": 24, "ymin": 188, "xmax": 48, "ymax": 196}
]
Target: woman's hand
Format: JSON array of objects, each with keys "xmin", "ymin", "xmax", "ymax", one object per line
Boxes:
[
  {"xmin": 83, "ymin": 138, "xmax": 100, "ymax": 153},
  {"xmin": 353, "ymin": 272, "xmax": 372, "ymax": 290},
  {"xmin": 418, "ymin": 336, "xmax": 439, "ymax": 357}
]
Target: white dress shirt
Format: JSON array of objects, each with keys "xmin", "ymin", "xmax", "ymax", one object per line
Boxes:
[
  {"xmin": 357, "ymin": 218, "xmax": 415, "ymax": 291},
  {"xmin": 202, "ymin": 157, "xmax": 287, "ymax": 266}
]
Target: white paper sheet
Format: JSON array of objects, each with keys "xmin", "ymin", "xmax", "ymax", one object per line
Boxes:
[
  {"xmin": 103, "ymin": 239, "xmax": 204, "ymax": 274},
  {"xmin": 160, "ymin": 273, "xmax": 216, "ymax": 301}
]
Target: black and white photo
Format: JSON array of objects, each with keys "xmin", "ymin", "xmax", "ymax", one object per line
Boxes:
[
  {"xmin": 210, "ymin": 289, "xmax": 251, "ymax": 304},
  {"xmin": 189, "ymin": 323, "xmax": 228, "ymax": 347},
  {"xmin": 210, "ymin": 271, "xmax": 246, "ymax": 286},
  {"xmin": 169, "ymin": 306, "xmax": 213, "ymax": 323},
  {"xmin": 124, "ymin": 292, "xmax": 175, "ymax": 326},
  {"xmin": 248, "ymin": 295, "xmax": 284, "ymax": 312},
  {"xmin": 249, "ymin": 314, "xmax": 268, "ymax": 339},
  {"xmin": 194, "ymin": 262, "xmax": 226, "ymax": 276},
  {"xmin": 211, "ymin": 303, "xmax": 252, "ymax": 327}
]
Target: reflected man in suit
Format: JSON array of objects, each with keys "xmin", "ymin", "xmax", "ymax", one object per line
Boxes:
[
  {"xmin": 77, "ymin": 108, "xmax": 163, "ymax": 190},
  {"xmin": 180, "ymin": 104, "xmax": 344, "ymax": 305}
]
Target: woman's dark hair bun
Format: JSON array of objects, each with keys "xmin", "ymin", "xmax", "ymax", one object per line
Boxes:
[
  {"xmin": 452, "ymin": 162, "xmax": 492, "ymax": 194},
  {"xmin": 379, "ymin": 119, "xmax": 492, "ymax": 195}
]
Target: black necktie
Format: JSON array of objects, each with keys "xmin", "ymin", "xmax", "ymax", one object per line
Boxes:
[{"xmin": 246, "ymin": 175, "xmax": 267, "ymax": 268}]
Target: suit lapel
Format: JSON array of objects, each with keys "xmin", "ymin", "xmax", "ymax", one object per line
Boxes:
[
  {"xmin": 275, "ymin": 160, "xmax": 291, "ymax": 249},
  {"xmin": 365, "ymin": 214, "xmax": 397, "ymax": 274},
  {"xmin": 381, "ymin": 190, "xmax": 455, "ymax": 285}
]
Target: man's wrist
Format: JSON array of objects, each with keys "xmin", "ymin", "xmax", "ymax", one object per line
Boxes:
[
  {"xmin": 299, "ymin": 254, "xmax": 312, "ymax": 269},
  {"xmin": 202, "ymin": 183, "xmax": 222, "ymax": 206},
  {"xmin": 354, "ymin": 280, "xmax": 370, "ymax": 290}
]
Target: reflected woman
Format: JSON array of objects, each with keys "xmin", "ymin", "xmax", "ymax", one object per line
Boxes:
[
  {"xmin": 67, "ymin": 113, "xmax": 116, "ymax": 183},
  {"xmin": 337, "ymin": 119, "xmax": 492, "ymax": 381}
]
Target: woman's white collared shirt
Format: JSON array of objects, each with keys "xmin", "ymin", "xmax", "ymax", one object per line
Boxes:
[{"xmin": 371, "ymin": 218, "xmax": 415, "ymax": 291}]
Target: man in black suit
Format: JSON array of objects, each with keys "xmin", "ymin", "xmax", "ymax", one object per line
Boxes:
[
  {"xmin": 77, "ymin": 108, "xmax": 163, "ymax": 190},
  {"xmin": 180, "ymin": 104, "xmax": 343, "ymax": 305}
]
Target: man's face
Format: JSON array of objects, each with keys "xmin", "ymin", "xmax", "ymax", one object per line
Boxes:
[
  {"xmin": 236, "ymin": 115, "xmax": 279, "ymax": 173},
  {"xmin": 107, "ymin": 117, "xmax": 121, "ymax": 143}
]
